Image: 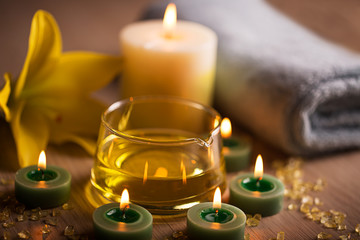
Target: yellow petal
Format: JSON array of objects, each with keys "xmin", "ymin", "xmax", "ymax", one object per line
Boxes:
[
  {"xmin": 35, "ymin": 95, "xmax": 105, "ymax": 136},
  {"xmin": 47, "ymin": 96, "xmax": 104, "ymax": 155},
  {"xmin": 29, "ymin": 95, "xmax": 104, "ymax": 154},
  {"xmin": 27, "ymin": 52, "xmax": 121, "ymax": 96},
  {"xmin": 51, "ymin": 133, "xmax": 97, "ymax": 155},
  {"xmin": 14, "ymin": 10, "xmax": 61, "ymax": 99},
  {"xmin": 10, "ymin": 101, "xmax": 50, "ymax": 167},
  {"xmin": 0, "ymin": 73, "xmax": 11, "ymax": 121}
]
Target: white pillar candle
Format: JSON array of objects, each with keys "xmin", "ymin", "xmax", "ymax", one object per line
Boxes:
[{"xmin": 119, "ymin": 4, "xmax": 217, "ymax": 105}]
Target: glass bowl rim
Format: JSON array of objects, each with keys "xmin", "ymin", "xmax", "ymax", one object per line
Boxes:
[{"xmin": 101, "ymin": 96, "xmax": 222, "ymax": 146}]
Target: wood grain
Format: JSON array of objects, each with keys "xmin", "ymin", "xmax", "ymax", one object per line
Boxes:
[{"xmin": 1, "ymin": 119, "xmax": 360, "ymax": 239}]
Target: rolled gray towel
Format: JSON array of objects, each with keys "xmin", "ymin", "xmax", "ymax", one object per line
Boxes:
[{"xmin": 144, "ymin": 0, "xmax": 360, "ymax": 155}]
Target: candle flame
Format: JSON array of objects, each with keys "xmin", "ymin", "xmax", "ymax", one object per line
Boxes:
[
  {"xmin": 154, "ymin": 167, "xmax": 168, "ymax": 178},
  {"xmin": 38, "ymin": 151, "xmax": 46, "ymax": 170},
  {"xmin": 181, "ymin": 160, "xmax": 187, "ymax": 184},
  {"xmin": 163, "ymin": 3, "xmax": 177, "ymax": 38},
  {"xmin": 120, "ymin": 189, "xmax": 130, "ymax": 210},
  {"xmin": 221, "ymin": 118, "xmax": 232, "ymax": 139},
  {"xmin": 212, "ymin": 187, "xmax": 221, "ymax": 209},
  {"xmin": 143, "ymin": 161, "xmax": 148, "ymax": 184},
  {"xmin": 254, "ymin": 154, "xmax": 264, "ymax": 179}
]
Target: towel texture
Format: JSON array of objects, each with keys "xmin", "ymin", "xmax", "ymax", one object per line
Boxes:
[{"xmin": 144, "ymin": 0, "xmax": 360, "ymax": 155}]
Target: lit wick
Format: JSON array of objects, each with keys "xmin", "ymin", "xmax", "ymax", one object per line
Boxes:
[
  {"xmin": 213, "ymin": 187, "xmax": 222, "ymax": 221},
  {"xmin": 254, "ymin": 154, "xmax": 263, "ymax": 187},
  {"xmin": 163, "ymin": 3, "xmax": 177, "ymax": 38},
  {"xmin": 256, "ymin": 177, "xmax": 261, "ymax": 187},
  {"xmin": 214, "ymin": 209, "xmax": 219, "ymax": 222},
  {"xmin": 120, "ymin": 189, "xmax": 130, "ymax": 219},
  {"xmin": 37, "ymin": 151, "xmax": 47, "ymax": 180},
  {"xmin": 40, "ymin": 169, "xmax": 44, "ymax": 180}
]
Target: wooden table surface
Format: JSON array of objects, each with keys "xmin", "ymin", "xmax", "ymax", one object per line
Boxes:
[{"xmin": 1, "ymin": 1, "xmax": 360, "ymax": 239}]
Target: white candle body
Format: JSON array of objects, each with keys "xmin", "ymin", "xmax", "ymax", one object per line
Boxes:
[{"xmin": 120, "ymin": 20, "xmax": 217, "ymax": 105}]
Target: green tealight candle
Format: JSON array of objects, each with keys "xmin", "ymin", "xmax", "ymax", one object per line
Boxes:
[
  {"xmin": 221, "ymin": 118, "xmax": 251, "ymax": 172},
  {"xmin": 187, "ymin": 188, "xmax": 246, "ymax": 240},
  {"xmin": 93, "ymin": 189, "xmax": 152, "ymax": 240},
  {"xmin": 229, "ymin": 155, "xmax": 285, "ymax": 216},
  {"xmin": 15, "ymin": 151, "xmax": 71, "ymax": 209}
]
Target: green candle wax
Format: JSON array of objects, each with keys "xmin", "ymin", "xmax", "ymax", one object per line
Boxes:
[
  {"xmin": 241, "ymin": 177, "xmax": 274, "ymax": 192},
  {"xmin": 229, "ymin": 173, "xmax": 284, "ymax": 216},
  {"xmin": 223, "ymin": 137, "xmax": 251, "ymax": 172},
  {"xmin": 15, "ymin": 165, "xmax": 71, "ymax": 209},
  {"xmin": 27, "ymin": 169, "xmax": 57, "ymax": 181},
  {"xmin": 93, "ymin": 203, "xmax": 152, "ymax": 240},
  {"xmin": 106, "ymin": 207, "xmax": 140, "ymax": 223},
  {"xmin": 200, "ymin": 208, "xmax": 233, "ymax": 223},
  {"xmin": 187, "ymin": 202, "xmax": 246, "ymax": 240}
]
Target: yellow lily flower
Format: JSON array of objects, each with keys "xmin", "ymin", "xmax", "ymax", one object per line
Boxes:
[{"xmin": 0, "ymin": 10, "xmax": 121, "ymax": 167}]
